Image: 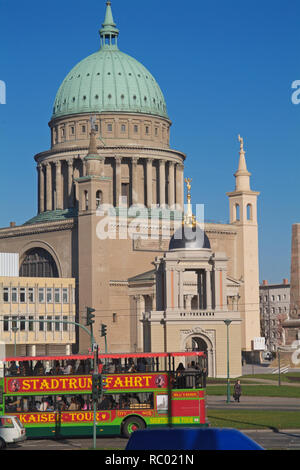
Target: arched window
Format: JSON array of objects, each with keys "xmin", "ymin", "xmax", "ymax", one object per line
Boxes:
[
  {"xmin": 247, "ymin": 203, "xmax": 252, "ymax": 220},
  {"xmin": 84, "ymin": 190, "xmax": 89, "ymax": 211},
  {"xmin": 96, "ymin": 190, "xmax": 103, "ymax": 208},
  {"xmin": 235, "ymin": 203, "xmax": 240, "ymax": 221},
  {"xmin": 20, "ymin": 248, "xmax": 59, "ymax": 278}
]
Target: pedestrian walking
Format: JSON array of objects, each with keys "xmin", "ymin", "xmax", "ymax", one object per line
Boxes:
[{"xmin": 233, "ymin": 380, "xmax": 242, "ymax": 403}]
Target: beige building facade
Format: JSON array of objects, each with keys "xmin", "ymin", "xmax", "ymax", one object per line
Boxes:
[
  {"xmin": 0, "ymin": 276, "xmax": 76, "ymax": 357},
  {"xmin": 0, "ymin": 3, "xmax": 261, "ymax": 376}
]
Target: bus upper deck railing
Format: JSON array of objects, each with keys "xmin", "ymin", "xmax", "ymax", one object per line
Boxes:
[{"xmin": 2, "ymin": 352, "xmax": 207, "ymax": 379}]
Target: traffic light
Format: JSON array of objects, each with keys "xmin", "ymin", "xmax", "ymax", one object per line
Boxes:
[
  {"xmin": 101, "ymin": 323, "xmax": 107, "ymax": 337},
  {"xmin": 86, "ymin": 307, "xmax": 96, "ymax": 326},
  {"xmin": 92, "ymin": 373, "xmax": 103, "ymax": 401}
]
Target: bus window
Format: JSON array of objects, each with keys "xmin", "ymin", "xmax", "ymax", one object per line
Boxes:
[{"xmin": 99, "ymin": 393, "xmax": 153, "ymax": 410}]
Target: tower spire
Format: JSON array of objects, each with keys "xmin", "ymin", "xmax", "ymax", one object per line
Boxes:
[
  {"xmin": 99, "ymin": 1, "xmax": 119, "ymax": 50},
  {"xmin": 234, "ymin": 134, "xmax": 251, "ymax": 191}
]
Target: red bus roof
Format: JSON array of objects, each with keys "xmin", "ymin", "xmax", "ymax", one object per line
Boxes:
[{"xmin": 3, "ymin": 351, "xmax": 206, "ymax": 362}]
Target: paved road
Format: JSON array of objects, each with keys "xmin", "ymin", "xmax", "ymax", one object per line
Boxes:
[{"xmin": 6, "ymin": 430, "xmax": 300, "ymax": 451}]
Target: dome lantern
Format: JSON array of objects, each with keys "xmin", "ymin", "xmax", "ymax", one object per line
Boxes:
[{"xmin": 99, "ymin": 1, "xmax": 119, "ymax": 50}]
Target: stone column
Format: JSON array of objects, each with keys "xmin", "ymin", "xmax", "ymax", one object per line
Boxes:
[
  {"xmin": 81, "ymin": 157, "xmax": 86, "ymax": 177},
  {"xmin": 222, "ymin": 269, "xmax": 227, "ymax": 311},
  {"xmin": 168, "ymin": 161, "xmax": 175, "ymax": 208},
  {"xmin": 38, "ymin": 164, "xmax": 45, "ymax": 213},
  {"xmin": 115, "ymin": 156, "xmax": 122, "ymax": 206},
  {"xmin": 146, "ymin": 158, "xmax": 153, "ymax": 208},
  {"xmin": 55, "ymin": 161, "xmax": 62, "ymax": 210},
  {"xmin": 178, "ymin": 269, "xmax": 184, "ymax": 309},
  {"xmin": 185, "ymin": 294, "xmax": 193, "ymax": 310},
  {"xmin": 213, "ymin": 269, "xmax": 223, "ymax": 311},
  {"xmin": 206, "ymin": 269, "xmax": 212, "ymax": 310},
  {"xmin": 131, "ymin": 157, "xmax": 139, "ymax": 205},
  {"xmin": 159, "ymin": 160, "xmax": 166, "ymax": 207},
  {"xmin": 67, "ymin": 159, "xmax": 73, "ymax": 208},
  {"xmin": 45, "ymin": 163, "xmax": 52, "ymax": 212},
  {"xmin": 176, "ymin": 163, "xmax": 184, "ymax": 211},
  {"xmin": 135, "ymin": 294, "xmax": 145, "ymax": 352}
]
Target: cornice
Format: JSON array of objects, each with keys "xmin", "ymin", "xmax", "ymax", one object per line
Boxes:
[
  {"xmin": 34, "ymin": 145, "xmax": 186, "ymax": 163},
  {"xmin": 0, "ymin": 219, "xmax": 75, "ymax": 239}
]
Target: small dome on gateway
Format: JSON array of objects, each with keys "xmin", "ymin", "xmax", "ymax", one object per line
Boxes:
[
  {"xmin": 169, "ymin": 225, "xmax": 211, "ymax": 251},
  {"xmin": 52, "ymin": 2, "xmax": 168, "ymax": 120}
]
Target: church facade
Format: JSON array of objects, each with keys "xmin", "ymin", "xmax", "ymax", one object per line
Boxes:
[{"xmin": 0, "ymin": 2, "xmax": 261, "ymax": 377}]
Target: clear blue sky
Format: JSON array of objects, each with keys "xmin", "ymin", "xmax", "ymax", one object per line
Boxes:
[{"xmin": 0, "ymin": 0, "xmax": 299, "ymax": 284}]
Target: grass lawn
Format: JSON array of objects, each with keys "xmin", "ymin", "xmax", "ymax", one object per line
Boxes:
[
  {"xmin": 207, "ymin": 409, "xmax": 300, "ymax": 430},
  {"xmin": 241, "ymin": 373, "xmax": 300, "ymax": 383},
  {"xmin": 206, "ymin": 384, "xmax": 300, "ymax": 398}
]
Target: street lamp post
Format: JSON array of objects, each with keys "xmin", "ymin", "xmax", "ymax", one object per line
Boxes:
[{"xmin": 224, "ymin": 320, "xmax": 232, "ymax": 404}]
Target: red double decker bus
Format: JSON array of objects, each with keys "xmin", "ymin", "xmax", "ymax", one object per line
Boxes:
[{"xmin": 0, "ymin": 351, "xmax": 207, "ymax": 438}]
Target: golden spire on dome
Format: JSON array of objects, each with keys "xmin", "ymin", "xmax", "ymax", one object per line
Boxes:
[{"xmin": 184, "ymin": 178, "xmax": 196, "ymax": 227}]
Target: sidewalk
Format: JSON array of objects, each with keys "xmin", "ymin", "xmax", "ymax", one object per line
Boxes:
[{"xmin": 206, "ymin": 394, "xmax": 300, "ymax": 409}]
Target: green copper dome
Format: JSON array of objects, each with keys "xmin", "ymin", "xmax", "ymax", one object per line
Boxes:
[{"xmin": 52, "ymin": 2, "xmax": 168, "ymax": 120}]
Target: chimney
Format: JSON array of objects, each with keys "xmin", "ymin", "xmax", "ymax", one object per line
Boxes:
[
  {"xmin": 262, "ymin": 280, "xmax": 268, "ymax": 286},
  {"xmin": 10, "ymin": 222, "xmax": 16, "ymax": 228},
  {"xmin": 283, "ymin": 278, "xmax": 289, "ymax": 285}
]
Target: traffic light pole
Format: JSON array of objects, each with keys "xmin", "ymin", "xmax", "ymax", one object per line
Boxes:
[{"xmin": 93, "ymin": 345, "xmax": 99, "ymax": 450}]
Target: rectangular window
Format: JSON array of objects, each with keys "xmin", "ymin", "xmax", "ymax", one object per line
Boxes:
[
  {"xmin": 113, "ymin": 313, "xmax": 117, "ymax": 323},
  {"xmin": 145, "ymin": 126, "xmax": 149, "ymax": 135},
  {"xmin": 70, "ymin": 126, "xmax": 75, "ymax": 135},
  {"xmin": 94, "ymin": 124, "xmax": 98, "ymax": 132},
  {"xmin": 63, "ymin": 316, "xmax": 68, "ymax": 332},
  {"xmin": 121, "ymin": 183, "xmax": 129, "ymax": 206},
  {"xmin": 20, "ymin": 288, "xmax": 26, "ymax": 303},
  {"xmin": 38, "ymin": 288, "xmax": 45, "ymax": 303},
  {"xmin": 55, "ymin": 316, "xmax": 60, "ymax": 332},
  {"xmin": 11, "ymin": 288, "xmax": 18, "ymax": 303},
  {"xmin": 121, "ymin": 124, "xmax": 126, "ymax": 133},
  {"xmin": 3, "ymin": 288, "xmax": 9, "ymax": 302},
  {"xmin": 11, "ymin": 317, "xmax": 18, "ymax": 329},
  {"xmin": 82, "ymin": 125, "xmax": 86, "ymax": 133},
  {"xmin": 62, "ymin": 288, "xmax": 68, "ymax": 304},
  {"xmin": 46, "ymin": 288, "xmax": 53, "ymax": 304},
  {"xmin": 3, "ymin": 316, "xmax": 9, "ymax": 331},
  {"xmin": 28, "ymin": 288, "xmax": 35, "ymax": 303},
  {"xmin": 28, "ymin": 316, "xmax": 34, "ymax": 332},
  {"xmin": 107, "ymin": 123, "xmax": 113, "ymax": 132},
  {"xmin": 39, "ymin": 316, "xmax": 44, "ymax": 332},
  {"xmin": 155, "ymin": 128, "xmax": 158, "ymax": 136},
  {"xmin": 20, "ymin": 316, "xmax": 26, "ymax": 331},
  {"xmin": 54, "ymin": 288, "xmax": 60, "ymax": 303},
  {"xmin": 47, "ymin": 316, "xmax": 53, "ymax": 332},
  {"xmin": 134, "ymin": 125, "xmax": 138, "ymax": 133}
]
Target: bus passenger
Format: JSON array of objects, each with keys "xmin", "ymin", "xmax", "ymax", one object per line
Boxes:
[
  {"xmin": 68, "ymin": 397, "xmax": 79, "ymax": 411},
  {"xmin": 57, "ymin": 396, "xmax": 68, "ymax": 411},
  {"xmin": 99, "ymin": 395, "xmax": 112, "ymax": 410},
  {"xmin": 128, "ymin": 394, "xmax": 139, "ymax": 405},
  {"xmin": 76, "ymin": 360, "xmax": 85, "ymax": 375},
  {"xmin": 63, "ymin": 361, "xmax": 73, "ymax": 375},
  {"xmin": 7, "ymin": 361, "xmax": 18, "ymax": 376},
  {"xmin": 119, "ymin": 396, "xmax": 130, "ymax": 409},
  {"xmin": 40, "ymin": 397, "xmax": 49, "ymax": 411},
  {"xmin": 34, "ymin": 361, "xmax": 45, "ymax": 376},
  {"xmin": 176, "ymin": 363, "xmax": 186, "ymax": 388}
]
